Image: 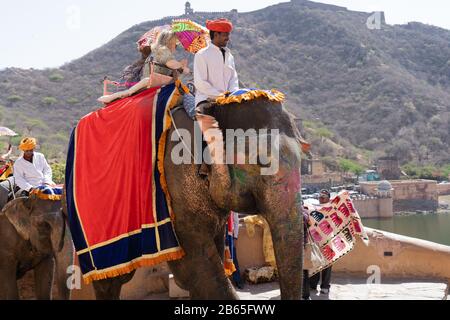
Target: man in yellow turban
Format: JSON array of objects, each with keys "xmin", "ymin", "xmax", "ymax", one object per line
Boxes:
[{"xmin": 13, "ymin": 137, "xmax": 54, "ymax": 196}]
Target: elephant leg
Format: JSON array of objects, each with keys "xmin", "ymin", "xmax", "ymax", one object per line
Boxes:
[
  {"xmin": 168, "ymin": 237, "xmax": 238, "ymax": 300},
  {"xmin": 34, "ymin": 257, "xmax": 55, "ymax": 300},
  {"xmin": 92, "ymin": 271, "xmax": 135, "ymax": 300},
  {"xmin": 0, "ymin": 262, "xmax": 19, "ymax": 299}
]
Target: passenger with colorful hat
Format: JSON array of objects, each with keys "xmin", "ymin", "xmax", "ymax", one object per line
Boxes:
[{"xmin": 13, "ymin": 137, "xmax": 54, "ymax": 196}]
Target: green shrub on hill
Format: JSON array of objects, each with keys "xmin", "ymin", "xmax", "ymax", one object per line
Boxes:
[
  {"xmin": 50, "ymin": 162, "xmax": 66, "ymax": 184},
  {"xmin": 67, "ymin": 97, "xmax": 79, "ymax": 104},
  {"xmin": 49, "ymin": 73, "xmax": 65, "ymax": 82},
  {"xmin": 339, "ymin": 158, "xmax": 365, "ymax": 177},
  {"xmin": 402, "ymin": 163, "xmax": 449, "ymax": 180},
  {"xmin": 7, "ymin": 95, "xmax": 22, "ymax": 102},
  {"xmin": 42, "ymin": 97, "xmax": 58, "ymax": 106}
]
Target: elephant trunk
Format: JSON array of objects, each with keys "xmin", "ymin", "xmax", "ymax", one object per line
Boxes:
[{"xmin": 265, "ymin": 198, "xmax": 303, "ymax": 300}]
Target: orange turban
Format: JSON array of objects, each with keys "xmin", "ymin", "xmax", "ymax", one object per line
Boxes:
[
  {"xmin": 206, "ymin": 19, "xmax": 233, "ymax": 33},
  {"xmin": 19, "ymin": 137, "xmax": 37, "ymax": 151}
]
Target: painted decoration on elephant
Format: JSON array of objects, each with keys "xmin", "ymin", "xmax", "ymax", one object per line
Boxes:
[{"xmin": 304, "ymin": 190, "xmax": 369, "ymax": 276}]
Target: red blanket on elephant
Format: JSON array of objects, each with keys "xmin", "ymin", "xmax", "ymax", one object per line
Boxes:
[{"xmin": 65, "ymin": 84, "xmax": 184, "ymax": 283}]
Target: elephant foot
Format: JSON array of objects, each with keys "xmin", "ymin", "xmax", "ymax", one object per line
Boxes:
[
  {"xmin": 168, "ymin": 249, "xmax": 239, "ymax": 300},
  {"xmin": 92, "ymin": 271, "xmax": 135, "ymax": 300}
]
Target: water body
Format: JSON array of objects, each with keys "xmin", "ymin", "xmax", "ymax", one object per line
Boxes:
[{"xmin": 362, "ymin": 212, "xmax": 450, "ymax": 247}]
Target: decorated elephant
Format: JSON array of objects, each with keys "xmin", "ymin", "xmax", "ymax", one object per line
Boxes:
[
  {"xmin": 0, "ymin": 177, "xmax": 15, "ymax": 210},
  {"xmin": 85, "ymin": 95, "xmax": 307, "ymax": 299},
  {"xmin": 0, "ymin": 194, "xmax": 73, "ymax": 299}
]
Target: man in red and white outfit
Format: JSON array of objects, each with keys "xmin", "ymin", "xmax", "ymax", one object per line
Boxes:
[{"xmin": 194, "ymin": 18, "xmax": 239, "ymax": 113}]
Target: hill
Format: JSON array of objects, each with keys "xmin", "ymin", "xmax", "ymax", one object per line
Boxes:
[{"xmin": 0, "ymin": 0, "xmax": 449, "ymax": 167}]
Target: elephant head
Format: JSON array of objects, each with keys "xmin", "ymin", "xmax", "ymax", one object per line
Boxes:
[
  {"xmin": 2, "ymin": 194, "xmax": 65, "ymax": 255},
  {"xmin": 203, "ymin": 98, "xmax": 306, "ymax": 299}
]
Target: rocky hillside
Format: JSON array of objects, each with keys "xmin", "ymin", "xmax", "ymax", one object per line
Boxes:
[{"xmin": 0, "ymin": 0, "xmax": 449, "ymax": 165}]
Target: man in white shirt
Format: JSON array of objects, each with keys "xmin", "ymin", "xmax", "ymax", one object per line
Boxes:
[
  {"xmin": 13, "ymin": 137, "xmax": 54, "ymax": 196},
  {"xmin": 194, "ymin": 18, "xmax": 239, "ymax": 113},
  {"xmin": 193, "ymin": 18, "xmax": 239, "ymax": 174}
]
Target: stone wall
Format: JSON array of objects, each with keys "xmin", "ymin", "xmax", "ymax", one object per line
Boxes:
[
  {"xmin": 235, "ymin": 224, "xmax": 450, "ymax": 283},
  {"xmin": 393, "ymin": 199, "xmax": 438, "ymax": 212},
  {"xmin": 302, "ymin": 172, "xmax": 343, "ymax": 189},
  {"xmin": 352, "ymin": 196, "xmax": 393, "ymax": 218},
  {"xmin": 333, "ymin": 228, "xmax": 450, "ymax": 281},
  {"xmin": 360, "ymin": 180, "xmax": 439, "ymax": 212},
  {"xmin": 235, "ymin": 223, "xmax": 266, "ymax": 274},
  {"xmin": 438, "ymin": 183, "xmax": 450, "ymax": 196}
]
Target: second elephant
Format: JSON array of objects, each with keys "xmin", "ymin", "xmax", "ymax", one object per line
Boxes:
[{"xmin": 0, "ymin": 195, "xmax": 73, "ymax": 299}]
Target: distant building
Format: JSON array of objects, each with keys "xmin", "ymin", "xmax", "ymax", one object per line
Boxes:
[
  {"xmin": 301, "ymin": 159, "xmax": 343, "ymax": 191},
  {"xmin": 301, "ymin": 159, "xmax": 325, "ymax": 176},
  {"xmin": 360, "ymin": 179, "xmax": 438, "ymax": 212},
  {"xmin": 185, "ymin": 1, "xmax": 194, "ymax": 15},
  {"xmin": 377, "ymin": 157, "xmax": 401, "ymax": 180}
]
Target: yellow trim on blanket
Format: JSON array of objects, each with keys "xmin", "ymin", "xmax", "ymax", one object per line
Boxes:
[
  {"xmin": 82, "ymin": 248, "xmax": 185, "ymax": 284},
  {"xmin": 75, "ymin": 217, "xmax": 173, "ymax": 255},
  {"xmin": 156, "ymin": 84, "xmax": 186, "ymax": 260},
  {"xmin": 29, "ymin": 191, "xmax": 62, "ymax": 201},
  {"xmin": 215, "ymin": 89, "xmax": 285, "ymax": 105},
  {"xmin": 157, "ymin": 85, "xmax": 181, "ymax": 224},
  {"xmin": 152, "ymin": 88, "xmax": 161, "ymax": 253}
]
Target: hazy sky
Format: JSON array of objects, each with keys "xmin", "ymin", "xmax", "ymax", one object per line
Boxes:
[{"xmin": 1, "ymin": 0, "xmax": 449, "ymax": 70}]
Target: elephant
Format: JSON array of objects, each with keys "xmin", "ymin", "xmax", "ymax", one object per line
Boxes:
[
  {"xmin": 76, "ymin": 97, "xmax": 305, "ymax": 300},
  {"xmin": 0, "ymin": 194, "xmax": 73, "ymax": 299},
  {"xmin": 0, "ymin": 177, "xmax": 16, "ymax": 211}
]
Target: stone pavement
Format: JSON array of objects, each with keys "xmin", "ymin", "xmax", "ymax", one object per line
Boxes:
[
  {"xmin": 236, "ymin": 273, "xmax": 449, "ymax": 300},
  {"xmin": 142, "ymin": 273, "xmax": 448, "ymax": 300}
]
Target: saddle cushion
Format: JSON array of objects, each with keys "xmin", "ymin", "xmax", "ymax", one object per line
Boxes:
[
  {"xmin": 30, "ymin": 185, "xmax": 63, "ymax": 201},
  {"xmin": 215, "ymin": 88, "xmax": 285, "ymax": 105}
]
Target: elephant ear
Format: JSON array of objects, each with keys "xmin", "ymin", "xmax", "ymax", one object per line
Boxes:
[{"xmin": 1, "ymin": 197, "xmax": 32, "ymax": 241}]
